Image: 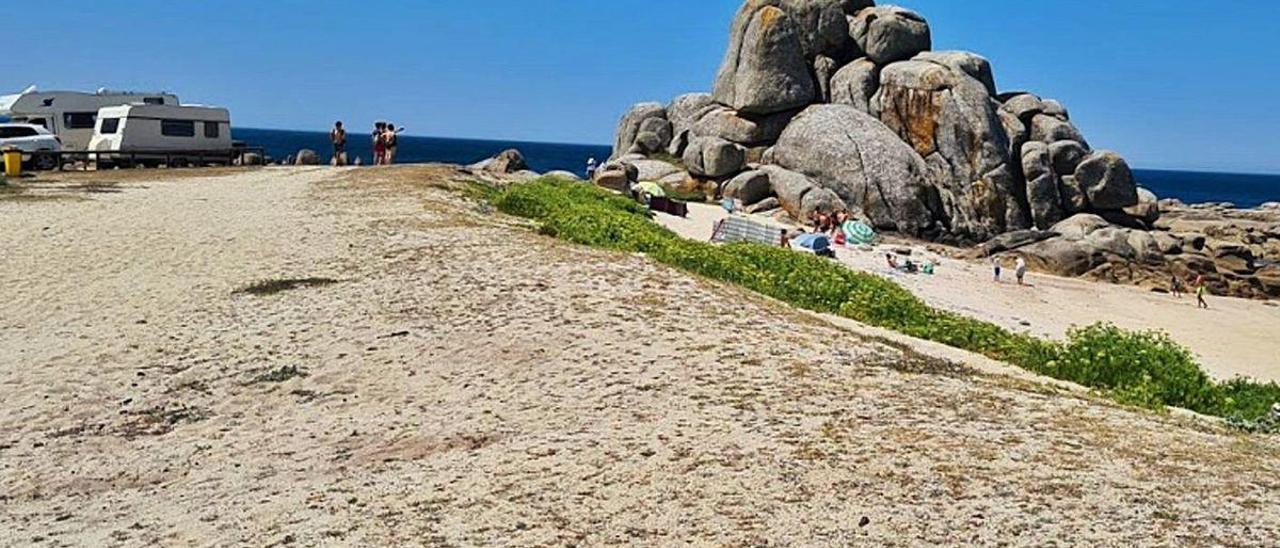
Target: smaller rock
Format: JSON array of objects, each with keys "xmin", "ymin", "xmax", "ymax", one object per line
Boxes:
[
  {"xmin": 485, "ymin": 149, "xmax": 529, "ymax": 174},
  {"xmin": 545, "ymin": 170, "xmax": 582, "ymax": 181},
  {"xmin": 683, "ymin": 136, "xmax": 746, "ymax": 178},
  {"xmin": 1048, "ymin": 140, "xmax": 1087, "ymax": 176},
  {"xmin": 723, "ymin": 170, "xmax": 773, "ymax": 205},
  {"xmin": 1123, "ymin": 187, "xmax": 1161, "ymax": 225},
  {"xmin": 295, "ymin": 149, "xmax": 319, "ymax": 166},
  {"xmin": 745, "ymin": 197, "xmax": 781, "ymax": 214},
  {"xmin": 1075, "ymin": 151, "xmax": 1138, "ymax": 210},
  {"xmin": 850, "ymin": 6, "xmax": 932, "ymax": 65}
]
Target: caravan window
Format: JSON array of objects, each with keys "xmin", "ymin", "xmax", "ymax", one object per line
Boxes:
[
  {"xmin": 161, "ymin": 119, "xmax": 196, "ymax": 137},
  {"xmin": 64, "ymin": 112, "xmax": 97, "ymax": 129},
  {"xmin": 203, "ymin": 121, "xmax": 220, "ymax": 139},
  {"xmin": 100, "ymin": 118, "xmax": 120, "ymax": 134},
  {"xmin": 143, "ymin": 97, "xmax": 166, "ymax": 105},
  {"xmin": 0, "ymin": 126, "xmax": 39, "ymax": 138}
]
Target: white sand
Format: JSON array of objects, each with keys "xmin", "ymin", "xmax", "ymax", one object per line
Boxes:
[
  {"xmin": 2, "ymin": 167, "xmax": 1278, "ymax": 546},
  {"xmin": 657, "ymin": 202, "xmax": 1280, "ymax": 382}
]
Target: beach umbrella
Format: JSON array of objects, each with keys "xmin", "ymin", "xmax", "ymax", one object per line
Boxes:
[
  {"xmin": 636, "ymin": 181, "xmax": 666, "ymax": 197},
  {"xmin": 843, "ymin": 221, "xmax": 877, "ymax": 245},
  {"xmin": 793, "ymin": 233, "xmax": 832, "ymax": 252}
]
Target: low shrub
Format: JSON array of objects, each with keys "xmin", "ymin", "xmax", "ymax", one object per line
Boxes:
[{"xmin": 490, "ymin": 177, "xmax": 1280, "ymax": 424}]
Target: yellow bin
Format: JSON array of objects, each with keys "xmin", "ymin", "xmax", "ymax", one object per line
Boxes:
[{"xmin": 3, "ymin": 149, "xmax": 21, "ymax": 177}]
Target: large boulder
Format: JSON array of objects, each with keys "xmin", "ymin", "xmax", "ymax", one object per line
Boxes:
[
  {"xmin": 773, "ymin": 104, "xmax": 940, "ymax": 236},
  {"xmin": 691, "ymin": 105, "xmax": 796, "ymax": 146},
  {"xmin": 1019, "ymin": 237, "xmax": 1105, "ymax": 276},
  {"xmin": 829, "ymin": 57, "xmax": 880, "ymax": 113},
  {"xmin": 667, "ymin": 93, "xmax": 717, "ymax": 156},
  {"xmin": 712, "ymin": 5, "xmax": 816, "ymax": 115},
  {"xmin": 1000, "ymin": 93, "xmax": 1045, "ymax": 122},
  {"xmin": 872, "ymin": 58, "xmax": 1027, "ymax": 241},
  {"xmin": 914, "ymin": 51, "xmax": 996, "ymax": 96},
  {"xmin": 1124, "ymin": 187, "xmax": 1161, "ymax": 225},
  {"xmin": 1029, "ymin": 114, "xmax": 1087, "ymax": 146},
  {"xmin": 1075, "ymin": 151, "xmax": 1138, "ymax": 210},
  {"xmin": 1051, "ymin": 213, "xmax": 1110, "ymax": 240},
  {"xmin": 628, "ymin": 159, "xmax": 683, "ymax": 182},
  {"xmin": 636, "ymin": 117, "xmax": 673, "ymax": 153},
  {"xmin": 723, "ymin": 170, "xmax": 773, "ymax": 205},
  {"xmin": 485, "ymin": 149, "xmax": 528, "ymax": 174},
  {"xmin": 849, "ymin": 6, "xmax": 932, "ymax": 65},
  {"xmin": 759, "ymin": 165, "xmax": 844, "ymax": 220},
  {"xmin": 1058, "ymin": 175, "xmax": 1089, "ymax": 214},
  {"xmin": 682, "ymin": 136, "xmax": 746, "ymax": 178},
  {"xmin": 611, "ymin": 103, "xmax": 667, "ymax": 159},
  {"xmin": 1048, "ymin": 140, "xmax": 1088, "ymax": 176},
  {"xmin": 1022, "ymin": 142, "xmax": 1064, "ymax": 229}
]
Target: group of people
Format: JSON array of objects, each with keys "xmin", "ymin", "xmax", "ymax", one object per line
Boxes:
[
  {"xmin": 809, "ymin": 210, "xmax": 851, "ymax": 236},
  {"xmin": 1170, "ymin": 273, "xmax": 1211, "ymax": 309},
  {"xmin": 886, "ymin": 253, "xmax": 935, "ymax": 275},
  {"xmin": 992, "ymin": 256, "xmax": 1030, "ymax": 285},
  {"xmin": 328, "ymin": 121, "xmax": 404, "ymax": 166}
]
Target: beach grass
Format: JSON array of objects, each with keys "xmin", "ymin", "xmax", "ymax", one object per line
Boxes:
[{"xmin": 488, "ymin": 176, "xmax": 1280, "ymax": 427}]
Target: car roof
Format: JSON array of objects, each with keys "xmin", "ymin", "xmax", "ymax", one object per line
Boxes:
[{"xmin": 0, "ymin": 122, "xmax": 51, "ymax": 132}]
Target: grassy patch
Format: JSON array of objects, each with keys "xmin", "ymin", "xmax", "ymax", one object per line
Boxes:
[
  {"xmin": 237, "ymin": 277, "xmax": 339, "ymax": 296},
  {"xmin": 488, "ymin": 177, "xmax": 1280, "ymax": 425}
]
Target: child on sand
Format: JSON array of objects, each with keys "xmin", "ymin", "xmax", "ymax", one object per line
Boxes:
[{"xmin": 992, "ymin": 258, "xmax": 1002, "ymax": 283}]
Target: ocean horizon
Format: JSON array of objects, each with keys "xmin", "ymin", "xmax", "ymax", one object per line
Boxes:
[{"xmin": 233, "ymin": 127, "xmax": 1280, "ymax": 208}]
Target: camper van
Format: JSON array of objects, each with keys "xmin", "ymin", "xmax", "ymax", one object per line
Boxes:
[
  {"xmin": 89, "ymin": 104, "xmax": 233, "ymax": 167},
  {"xmin": 0, "ymin": 87, "xmax": 179, "ymax": 151}
]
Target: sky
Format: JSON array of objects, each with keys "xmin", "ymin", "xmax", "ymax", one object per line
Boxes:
[{"xmin": 4, "ymin": 0, "xmax": 1279, "ymax": 174}]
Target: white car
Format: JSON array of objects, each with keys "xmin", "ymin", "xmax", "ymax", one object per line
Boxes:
[{"xmin": 0, "ymin": 123, "xmax": 62, "ymax": 170}]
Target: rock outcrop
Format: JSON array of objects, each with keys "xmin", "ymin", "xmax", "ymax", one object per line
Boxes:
[{"xmin": 602, "ymin": 0, "xmax": 1216, "ymax": 294}]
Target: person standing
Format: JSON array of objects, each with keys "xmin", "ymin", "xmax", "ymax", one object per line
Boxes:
[
  {"xmin": 586, "ymin": 157, "xmax": 598, "ymax": 180},
  {"xmin": 384, "ymin": 123, "xmax": 402, "ymax": 165},
  {"xmin": 1015, "ymin": 256, "xmax": 1028, "ymax": 285},
  {"xmin": 992, "ymin": 257, "xmax": 1003, "ymax": 283},
  {"xmin": 1196, "ymin": 279, "xmax": 1210, "ymax": 309},
  {"xmin": 1170, "ymin": 274, "xmax": 1184, "ymax": 298},
  {"xmin": 330, "ymin": 121, "xmax": 347, "ymax": 166},
  {"xmin": 372, "ymin": 122, "xmax": 387, "ymax": 165}
]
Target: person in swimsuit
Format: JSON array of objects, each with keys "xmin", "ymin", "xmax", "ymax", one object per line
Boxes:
[
  {"xmin": 1196, "ymin": 280, "xmax": 1210, "ymax": 309},
  {"xmin": 384, "ymin": 123, "xmax": 402, "ymax": 165},
  {"xmin": 330, "ymin": 121, "xmax": 347, "ymax": 166},
  {"xmin": 373, "ymin": 122, "xmax": 387, "ymax": 165}
]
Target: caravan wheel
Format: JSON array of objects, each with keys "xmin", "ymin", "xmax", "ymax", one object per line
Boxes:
[{"xmin": 32, "ymin": 153, "xmax": 59, "ymax": 171}]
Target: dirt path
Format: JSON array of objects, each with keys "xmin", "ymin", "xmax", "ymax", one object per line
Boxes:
[
  {"xmin": 1, "ymin": 167, "xmax": 1278, "ymax": 546},
  {"xmin": 660, "ymin": 202, "xmax": 1280, "ymax": 382}
]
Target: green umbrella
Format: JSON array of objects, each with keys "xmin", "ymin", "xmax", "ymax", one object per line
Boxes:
[
  {"xmin": 843, "ymin": 221, "xmax": 877, "ymax": 245},
  {"xmin": 636, "ymin": 181, "xmax": 667, "ymax": 198}
]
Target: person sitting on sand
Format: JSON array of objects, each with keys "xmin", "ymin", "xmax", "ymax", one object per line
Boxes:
[
  {"xmin": 886, "ymin": 253, "xmax": 898, "ymax": 270},
  {"xmin": 330, "ymin": 121, "xmax": 347, "ymax": 166}
]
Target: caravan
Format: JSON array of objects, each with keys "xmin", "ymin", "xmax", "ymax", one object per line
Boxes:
[
  {"xmin": 88, "ymin": 104, "xmax": 233, "ymax": 167},
  {"xmin": 0, "ymin": 87, "xmax": 179, "ymax": 151}
]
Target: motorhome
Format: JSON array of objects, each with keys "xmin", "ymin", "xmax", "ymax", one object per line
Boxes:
[
  {"xmin": 89, "ymin": 104, "xmax": 233, "ymax": 167},
  {"xmin": 0, "ymin": 86, "xmax": 179, "ymax": 151}
]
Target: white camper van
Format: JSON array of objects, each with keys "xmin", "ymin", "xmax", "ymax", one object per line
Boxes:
[
  {"xmin": 0, "ymin": 87, "xmax": 179, "ymax": 151},
  {"xmin": 89, "ymin": 104, "xmax": 233, "ymax": 167}
]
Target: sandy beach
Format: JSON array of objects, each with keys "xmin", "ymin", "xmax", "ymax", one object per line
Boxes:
[
  {"xmin": 659, "ymin": 202, "xmax": 1280, "ymax": 383},
  {"xmin": 2, "ymin": 166, "xmax": 1279, "ymax": 546}
]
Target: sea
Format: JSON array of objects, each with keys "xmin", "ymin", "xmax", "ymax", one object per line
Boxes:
[{"xmin": 233, "ymin": 128, "xmax": 1280, "ymax": 208}]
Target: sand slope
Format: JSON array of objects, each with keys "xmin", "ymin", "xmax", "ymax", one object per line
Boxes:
[
  {"xmin": 661, "ymin": 202, "xmax": 1280, "ymax": 383},
  {"xmin": 1, "ymin": 167, "xmax": 1278, "ymax": 546}
]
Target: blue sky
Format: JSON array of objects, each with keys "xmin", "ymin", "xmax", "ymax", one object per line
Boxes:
[{"xmin": 3, "ymin": 0, "xmax": 1278, "ymax": 173}]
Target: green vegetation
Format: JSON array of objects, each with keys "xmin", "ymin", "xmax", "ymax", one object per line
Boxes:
[{"xmin": 489, "ymin": 176, "xmax": 1280, "ymax": 425}]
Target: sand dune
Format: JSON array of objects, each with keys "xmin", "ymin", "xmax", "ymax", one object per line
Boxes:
[{"xmin": 1, "ymin": 166, "xmax": 1278, "ymax": 546}]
